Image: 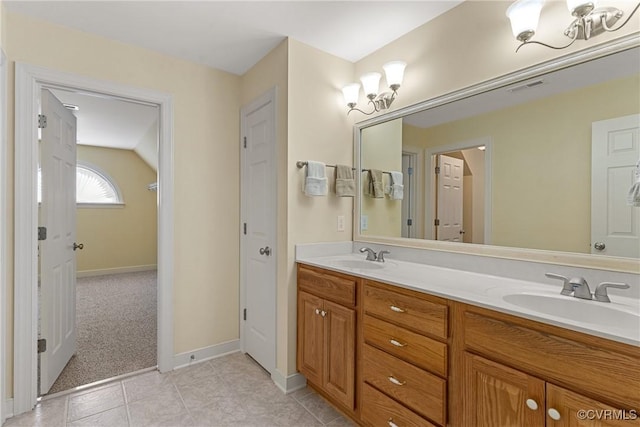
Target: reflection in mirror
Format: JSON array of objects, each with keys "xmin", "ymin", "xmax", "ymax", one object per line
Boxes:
[{"xmin": 359, "ymin": 46, "xmax": 640, "ymax": 259}]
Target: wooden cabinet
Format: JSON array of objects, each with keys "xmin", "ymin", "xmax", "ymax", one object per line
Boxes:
[
  {"xmin": 361, "ymin": 280, "xmax": 449, "ymax": 427},
  {"xmin": 460, "ymin": 307, "xmax": 640, "ymax": 427},
  {"xmin": 297, "ymin": 265, "xmax": 357, "ymax": 411},
  {"xmin": 296, "ymin": 262, "xmax": 640, "ymax": 427}
]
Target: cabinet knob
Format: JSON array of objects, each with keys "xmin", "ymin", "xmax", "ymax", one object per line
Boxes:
[
  {"xmin": 548, "ymin": 408, "xmax": 561, "ymax": 420},
  {"xmin": 389, "ymin": 305, "xmax": 406, "ymax": 313},
  {"xmin": 525, "ymin": 399, "xmax": 539, "ymax": 410},
  {"xmin": 320, "ymin": 310, "xmax": 328, "ymax": 317},
  {"xmin": 315, "ymin": 309, "xmax": 320, "ymax": 315},
  {"xmin": 387, "ymin": 418, "xmax": 398, "ymax": 427},
  {"xmin": 389, "ymin": 338, "xmax": 408, "ymax": 348},
  {"xmin": 388, "ymin": 375, "xmax": 406, "ymax": 386}
]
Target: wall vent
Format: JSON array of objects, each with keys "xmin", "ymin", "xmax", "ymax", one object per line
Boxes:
[{"xmin": 507, "ymin": 80, "xmax": 545, "ymax": 93}]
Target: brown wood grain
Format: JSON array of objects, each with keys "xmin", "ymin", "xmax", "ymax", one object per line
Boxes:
[
  {"xmin": 361, "ymin": 383, "xmax": 438, "ymax": 427},
  {"xmin": 363, "ymin": 281, "xmax": 448, "ymax": 340},
  {"xmin": 324, "ymin": 299, "xmax": 356, "ymax": 410},
  {"xmin": 363, "ymin": 344, "xmax": 446, "ymax": 425},
  {"xmin": 298, "ymin": 265, "xmax": 357, "ymax": 306},
  {"xmin": 363, "ymin": 314, "xmax": 447, "ymax": 377},
  {"xmin": 297, "ymin": 291, "xmax": 324, "ymax": 386}
]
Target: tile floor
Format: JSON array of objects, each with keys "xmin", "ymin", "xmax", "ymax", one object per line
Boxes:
[{"xmin": 4, "ymin": 352, "xmax": 355, "ymax": 427}]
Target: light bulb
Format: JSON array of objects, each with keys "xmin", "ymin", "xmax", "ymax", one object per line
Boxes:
[
  {"xmin": 360, "ymin": 72, "xmax": 381, "ymax": 99},
  {"xmin": 383, "ymin": 61, "xmax": 406, "ymax": 91},
  {"xmin": 506, "ymin": 0, "xmax": 545, "ymax": 42},
  {"xmin": 342, "ymin": 83, "xmax": 360, "ymax": 107}
]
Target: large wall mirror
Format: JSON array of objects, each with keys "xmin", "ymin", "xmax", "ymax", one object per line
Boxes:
[{"xmin": 356, "ymin": 39, "xmax": 640, "ymax": 272}]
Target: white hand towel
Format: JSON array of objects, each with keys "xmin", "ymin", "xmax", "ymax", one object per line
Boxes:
[
  {"xmin": 389, "ymin": 171, "xmax": 404, "ymax": 200},
  {"xmin": 304, "ymin": 161, "xmax": 328, "ymax": 196},
  {"xmin": 628, "ymin": 160, "xmax": 640, "ymax": 207}
]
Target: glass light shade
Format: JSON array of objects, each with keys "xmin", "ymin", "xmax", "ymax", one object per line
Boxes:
[
  {"xmin": 566, "ymin": 0, "xmax": 596, "ymax": 15},
  {"xmin": 383, "ymin": 61, "xmax": 407, "ymax": 88},
  {"xmin": 342, "ymin": 83, "xmax": 360, "ymax": 106},
  {"xmin": 506, "ymin": 0, "xmax": 545, "ymax": 40},
  {"xmin": 360, "ymin": 72, "xmax": 381, "ymax": 97}
]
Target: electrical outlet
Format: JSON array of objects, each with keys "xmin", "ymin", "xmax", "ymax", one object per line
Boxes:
[
  {"xmin": 337, "ymin": 215, "xmax": 345, "ymax": 232},
  {"xmin": 361, "ymin": 215, "xmax": 368, "ymax": 231}
]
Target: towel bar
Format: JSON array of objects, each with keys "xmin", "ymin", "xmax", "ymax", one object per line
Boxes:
[{"xmin": 296, "ymin": 161, "xmax": 355, "ymax": 170}]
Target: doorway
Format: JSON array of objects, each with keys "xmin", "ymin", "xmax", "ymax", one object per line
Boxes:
[
  {"xmin": 12, "ymin": 63, "xmax": 174, "ymax": 415},
  {"xmin": 425, "ymin": 137, "xmax": 492, "ymax": 244},
  {"xmin": 38, "ymin": 88, "xmax": 160, "ymax": 395}
]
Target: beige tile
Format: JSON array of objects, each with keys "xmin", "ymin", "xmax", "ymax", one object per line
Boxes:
[
  {"xmin": 325, "ymin": 415, "xmax": 357, "ymax": 426},
  {"xmin": 249, "ymin": 400, "xmax": 323, "ymax": 426},
  {"xmin": 289, "ymin": 386, "xmax": 315, "ymax": 402},
  {"xmin": 68, "ymin": 405, "xmax": 129, "ymax": 427},
  {"xmin": 127, "ymin": 385, "xmax": 189, "ymax": 427},
  {"xmin": 3, "ymin": 396, "xmax": 67, "ymax": 427},
  {"xmin": 188, "ymin": 396, "xmax": 251, "ymax": 425},
  {"xmin": 297, "ymin": 391, "xmax": 342, "ymax": 424},
  {"xmin": 175, "ymin": 374, "xmax": 233, "ymax": 411},
  {"xmin": 68, "ymin": 383, "xmax": 125, "ymax": 422},
  {"xmin": 123, "ymin": 370, "xmax": 175, "ymax": 403},
  {"xmin": 169, "ymin": 361, "xmax": 218, "ymax": 387}
]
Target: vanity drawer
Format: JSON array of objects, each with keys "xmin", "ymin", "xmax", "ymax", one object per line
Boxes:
[
  {"xmin": 297, "ymin": 265, "xmax": 356, "ymax": 306},
  {"xmin": 362, "ymin": 383, "xmax": 438, "ymax": 427},
  {"xmin": 363, "ymin": 344, "xmax": 446, "ymax": 426},
  {"xmin": 364, "ymin": 315, "xmax": 447, "ymax": 377},
  {"xmin": 364, "ymin": 282, "xmax": 448, "ymax": 340},
  {"xmin": 463, "ymin": 309, "xmax": 640, "ymax": 410}
]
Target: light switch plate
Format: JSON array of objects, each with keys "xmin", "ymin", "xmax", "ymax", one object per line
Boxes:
[
  {"xmin": 337, "ymin": 215, "xmax": 345, "ymax": 232},
  {"xmin": 361, "ymin": 215, "xmax": 368, "ymax": 231}
]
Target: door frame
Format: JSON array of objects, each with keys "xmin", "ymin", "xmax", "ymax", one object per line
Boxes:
[
  {"xmin": 401, "ymin": 145, "xmax": 423, "ymax": 239},
  {"xmin": 239, "ymin": 87, "xmax": 277, "ymax": 373},
  {"xmin": 0, "ymin": 49, "xmax": 7, "ymax": 425},
  {"xmin": 425, "ymin": 137, "xmax": 492, "ymax": 243},
  {"xmin": 11, "ymin": 63, "xmax": 174, "ymax": 415}
]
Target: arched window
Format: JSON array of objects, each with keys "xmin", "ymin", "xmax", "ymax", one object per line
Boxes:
[{"xmin": 38, "ymin": 163, "xmax": 123, "ymax": 205}]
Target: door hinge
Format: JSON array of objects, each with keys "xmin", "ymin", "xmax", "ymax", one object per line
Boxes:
[
  {"xmin": 243, "ymin": 223, "xmax": 247, "ymax": 235},
  {"xmin": 38, "ymin": 226, "xmax": 47, "ymax": 241},
  {"xmin": 407, "ymin": 167, "xmax": 413, "ymax": 176},
  {"xmin": 38, "ymin": 114, "xmax": 47, "ymax": 129},
  {"xmin": 243, "ymin": 137, "xmax": 247, "ymax": 148},
  {"xmin": 37, "ymin": 338, "xmax": 47, "ymax": 353},
  {"xmin": 243, "ymin": 308, "xmax": 247, "ymax": 321},
  {"xmin": 407, "ymin": 218, "xmax": 413, "ymax": 226},
  {"xmin": 435, "ymin": 166, "xmax": 440, "ymax": 174},
  {"xmin": 434, "ymin": 218, "xmax": 440, "ymax": 226}
]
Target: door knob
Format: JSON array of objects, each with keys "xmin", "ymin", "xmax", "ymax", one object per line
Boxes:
[
  {"xmin": 259, "ymin": 246, "xmax": 271, "ymax": 256},
  {"xmin": 73, "ymin": 242, "xmax": 84, "ymax": 251},
  {"xmin": 594, "ymin": 242, "xmax": 606, "ymax": 251}
]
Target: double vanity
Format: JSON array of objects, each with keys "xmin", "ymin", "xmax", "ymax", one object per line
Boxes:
[{"xmin": 295, "ymin": 245, "xmax": 640, "ymax": 426}]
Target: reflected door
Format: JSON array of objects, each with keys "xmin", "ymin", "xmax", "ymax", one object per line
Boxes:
[
  {"xmin": 591, "ymin": 114, "xmax": 640, "ymax": 258},
  {"xmin": 436, "ymin": 154, "xmax": 464, "ymax": 242}
]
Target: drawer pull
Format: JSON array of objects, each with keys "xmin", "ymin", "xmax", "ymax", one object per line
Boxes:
[
  {"xmin": 389, "ymin": 305, "xmax": 406, "ymax": 313},
  {"xmin": 389, "ymin": 338, "xmax": 408, "ymax": 348},
  {"xmin": 387, "ymin": 418, "xmax": 398, "ymax": 427},
  {"xmin": 388, "ymin": 375, "xmax": 406, "ymax": 386}
]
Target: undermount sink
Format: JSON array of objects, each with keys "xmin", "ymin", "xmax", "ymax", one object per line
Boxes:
[
  {"xmin": 331, "ymin": 259, "xmax": 386, "ymax": 270},
  {"xmin": 502, "ymin": 293, "xmax": 640, "ymax": 328}
]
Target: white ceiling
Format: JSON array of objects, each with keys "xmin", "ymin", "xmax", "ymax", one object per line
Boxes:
[
  {"xmin": 4, "ymin": 1, "xmax": 462, "ymax": 76},
  {"xmin": 49, "ymin": 89, "xmax": 158, "ymax": 150}
]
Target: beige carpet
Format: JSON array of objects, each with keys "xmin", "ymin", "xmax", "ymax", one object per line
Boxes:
[{"xmin": 47, "ymin": 270, "xmax": 157, "ymax": 395}]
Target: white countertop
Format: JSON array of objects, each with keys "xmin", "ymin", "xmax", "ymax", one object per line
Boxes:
[{"xmin": 296, "ymin": 252, "xmax": 640, "ymax": 347}]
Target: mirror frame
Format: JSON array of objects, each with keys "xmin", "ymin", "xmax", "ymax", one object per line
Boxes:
[{"xmin": 354, "ymin": 34, "xmax": 640, "ymax": 274}]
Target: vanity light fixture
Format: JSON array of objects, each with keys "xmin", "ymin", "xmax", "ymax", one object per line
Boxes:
[
  {"xmin": 342, "ymin": 61, "xmax": 407, "ymax": 115},
  {"xmin": 506, "ymin": 0, "xmax": 640, "ymax": 52}
]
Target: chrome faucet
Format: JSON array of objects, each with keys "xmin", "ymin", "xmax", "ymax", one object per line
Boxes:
[
  {"xmin": 377, "ymin": 250, "xmax": 390, "ymax": 263},
  {"xmin": 593, "ymin": 282, "xmax": 630, "ymax": 303},
  {"xmin": 545, "ymin": 273, "xmax": 592, "ymax": 300},
  {"xmin": 359, "ymin": 247, "xmax": 377, "ymax": 261}
]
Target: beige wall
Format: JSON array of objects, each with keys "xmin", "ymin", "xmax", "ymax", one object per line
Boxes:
[
  {"xmin": 410, "ymin": 74, "xmax": 639, "ymax": 253},
  {"xmin": 286, "ymin": 39, "xmax": 354, "ymax": 375},
  {"xmin": 76, "ymin": 146, "xmax": 157, "ymax": 274},
  {"xmin": 4, "ymin": 10, "xmax": 241, "ymax": 394},
  {"xmin": 361, "ymin": 118, "xmax": 403, "ymax": 237}
]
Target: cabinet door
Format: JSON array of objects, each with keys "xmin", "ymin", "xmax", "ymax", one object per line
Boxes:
[
  {"xmin": 323, "ymin": 299, "xmax": 356, "ymax": 409},
  {"xmin": 464, "ymin": 353, "xmax": 545, "ymax": 427},
  {"xmin": 546, "ymin": 383, "xmax": 640, "ymax": 427},
  {"xmin": 297, "ymin": 291, "xmax": 324, "ymax": 386}
]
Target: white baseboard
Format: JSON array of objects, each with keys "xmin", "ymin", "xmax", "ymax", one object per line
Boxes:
[
  {"xmin": 3, "ymin": 397, "xmax": 14, "ymax": 421},
  {"xmin": 173, "ymin": 339, "xmax": 240, "ymax": 370},
  {"xmin": 272, "ymin": 370, "xmax": 307, "ymax": 394},
  {"xmin": 77, "ymin": 265, "xmax": 157, "ymax": 278}
]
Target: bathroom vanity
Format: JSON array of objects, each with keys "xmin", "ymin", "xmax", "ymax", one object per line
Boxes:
[{"xmin": 295, "ymin": 255, "xmax": 640, "ymax": 427}]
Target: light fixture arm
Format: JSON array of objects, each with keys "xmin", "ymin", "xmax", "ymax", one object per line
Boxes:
[
  {"xmin": 601, "ymin": 1, "xmax": 640, "ymax": 32},
  {"xmin": 347, "ymin": 89, "xmax": 399, "ymax": 116},
  {"xmin": 515, "ymin": 28, "xmax": 579, "ymax": 52}
]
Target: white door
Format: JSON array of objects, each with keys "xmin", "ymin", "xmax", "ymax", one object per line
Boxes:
[
  {"xmin": 591, "ymin": 114, "xmax": 640, "ymax": 258},
  {"xmin": 401, "ymin": 152, "xmax": 416, "ymax": 238},
  {"xmin": 241, "ymin": 90, "xmax": 276, "ymax": 374},
  {"xmin": 39, "ymin": 89, "xmax": 77, "ymax": 394},
  {"xmin": 436, "ymin": 154, "xmax": 464, "ymax": 242}
]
